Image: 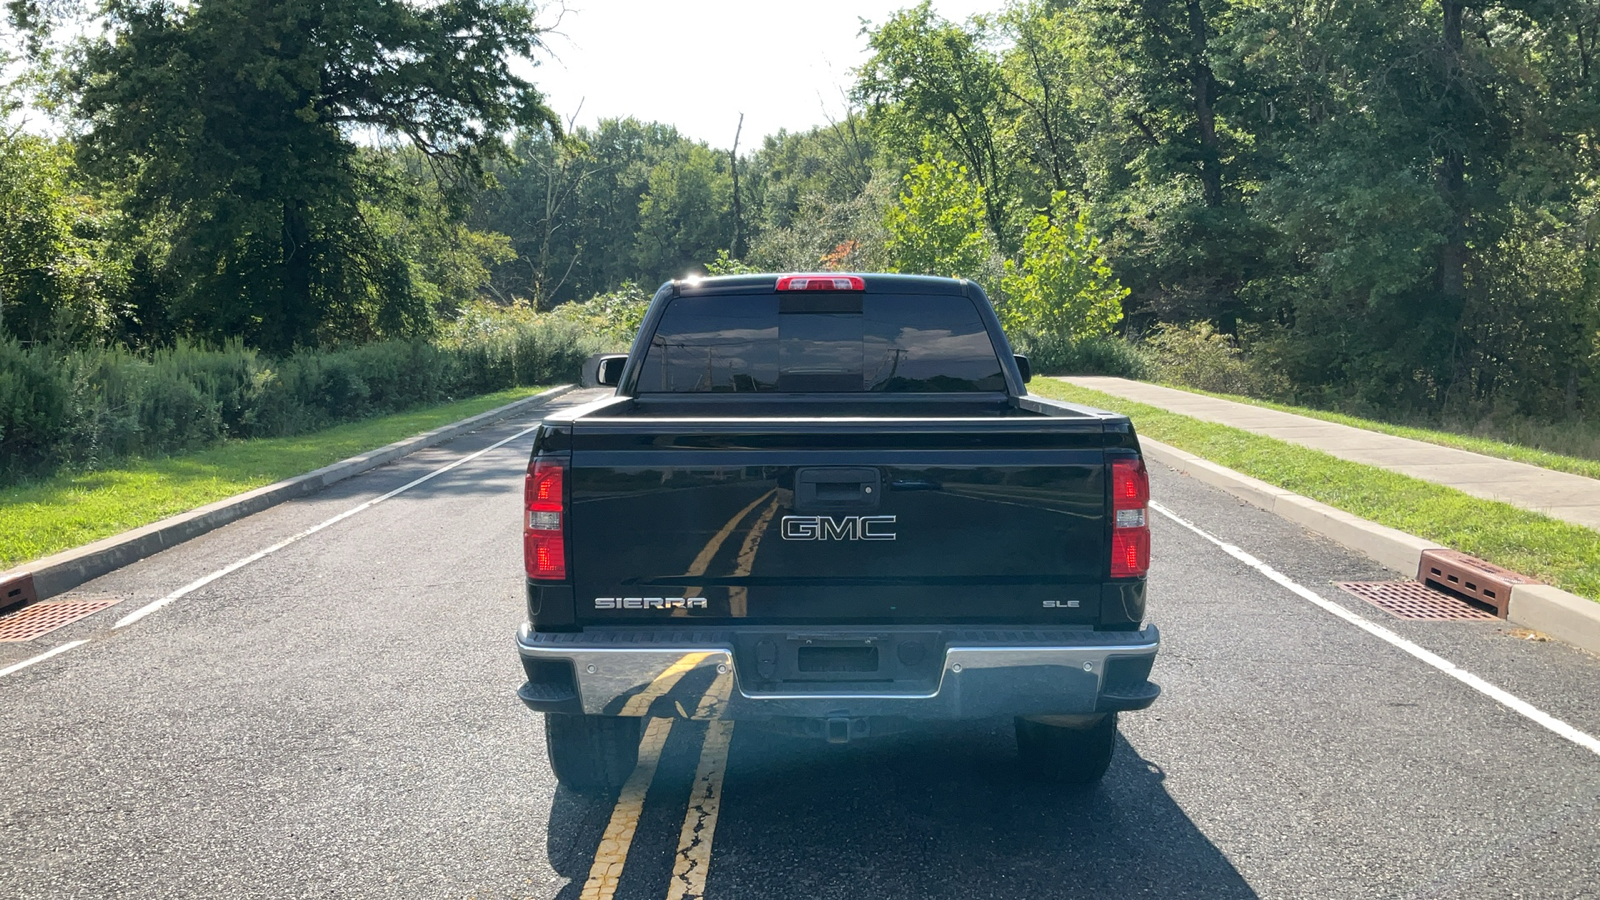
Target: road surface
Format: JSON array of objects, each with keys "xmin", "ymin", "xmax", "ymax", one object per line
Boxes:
[{"xmin": 3, "ymin": 389, "xmax": 1597, "ymax": 899}]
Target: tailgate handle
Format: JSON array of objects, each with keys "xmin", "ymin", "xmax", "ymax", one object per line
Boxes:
[{"xmin": 794, "ymin": 467, "xmax": 881, "ymax": 512}]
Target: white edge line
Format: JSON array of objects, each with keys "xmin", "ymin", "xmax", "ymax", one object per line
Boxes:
[
  {"xmin": 0, "ymin": 640, "xmax": 90, "ymax": 679},
  {"xmin": 1149, "ymin": 499, "xmax": 1600, "ymax": 758},
  {"xmin": 110, "ymin": 421, "xmax": 545, "ymax": 630}
]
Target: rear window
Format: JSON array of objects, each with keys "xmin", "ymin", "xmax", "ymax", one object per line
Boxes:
[{"xmin": 635, "ymin": 293, "xmax": 1005, "ymax": 393}]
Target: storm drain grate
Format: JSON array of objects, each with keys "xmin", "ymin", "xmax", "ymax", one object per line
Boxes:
[
  {"xmin": 1336, "ymin": 581, "xmax": 1498, "ymax": 621},
  {"xmin": 0, "ymin": 597, "xmax": 122, "ymax": 642}
]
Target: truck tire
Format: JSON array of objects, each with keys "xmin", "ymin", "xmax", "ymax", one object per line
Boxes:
[
  {"xmin": 543, "ymin": 713, "xmax": 643, "ymax": 793},
  {"xmin": 1015, "ymin": 713, "xmax": 1118, "ymax": 784}
]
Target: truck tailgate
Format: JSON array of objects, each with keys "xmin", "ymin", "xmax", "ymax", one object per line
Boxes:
[{"xmin": 567, "ymin": 418, "xmax": 1112, "ymax": 626}]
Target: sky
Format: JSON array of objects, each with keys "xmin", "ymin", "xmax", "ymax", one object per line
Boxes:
[{"xmin": 526, "ymin": 0, "xmax": 1001, "ymax": 149}]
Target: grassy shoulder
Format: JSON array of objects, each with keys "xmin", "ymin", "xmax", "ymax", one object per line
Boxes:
[
  {"xmin": 1150, "ymin": 382, "xmax": 1600, "ymax": 481},
  {"xmin": 0, "ymin": 386, "xmax": 548, "ymax": 569},
  {"xmin": 1033, "ymin": 380, "xmax": 1600, "ymax": 602}
]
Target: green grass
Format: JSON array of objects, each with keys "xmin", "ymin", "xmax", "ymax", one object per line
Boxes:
[
  {"xmin": 1034, "ymin": 380, "xmax": 1600, "ymax": 602},
  {"xmin": 0, "ymin": 386, "xmax": 548, "ymax": 569},
  {"xmin": 1157, "ymin": 382, "xmax": 1600, "ymax": 481}
]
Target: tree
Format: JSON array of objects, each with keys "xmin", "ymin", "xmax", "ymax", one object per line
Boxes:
[
  {"xmin": 883, "ymin": 154, "xmax": 997, "ymax": 279},
  {"xmin": 998, "ymin": 194, "xmax": 1126, "ymax": 341},
  {"xmin": 634, "ymin": 142, "xmax": 733, "ymax": 282},
  {"xmin": 994, "ymin": 1, "xmax": 1091, "ymax": 205},
  {"xmin": 70, "ymin": 0, "xmax": 557, "ymax": 351},
  {"xmin": 0, "ymin": 133, "xmax": 123, "ymax": 342},
  {"xmin": 857, "ymin": 2, "xmax": 1013, "ymax": 242},
  {"xmin": 472, "ymin": 118, "xmax": 724, "ymax": 306}
]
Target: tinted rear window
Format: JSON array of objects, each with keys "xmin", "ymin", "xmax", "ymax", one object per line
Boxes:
[{"xmin": 636, "ymin": 294, "xmax": 1005, "ymax": 393}]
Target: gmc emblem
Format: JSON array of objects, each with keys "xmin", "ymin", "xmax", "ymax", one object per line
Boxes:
[{"xmin": 780, "ymin": 515, "xmax": 897, "ymax": 541}]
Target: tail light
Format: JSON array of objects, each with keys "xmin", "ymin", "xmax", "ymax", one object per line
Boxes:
[
  {"xmin": 1111, "ymin": 457, "xmax": 1151, "ymax": 578},
  {"xmin": 775, "ymin": 274, "xmax": 865, "ymax": 291},
  {"xmin": 525, "ymin": 458, "xmax": 567, "ymax": 580}
]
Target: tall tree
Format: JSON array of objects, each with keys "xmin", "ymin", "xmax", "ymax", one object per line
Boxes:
[
  {"xmin": 857, "ymin": 2, "xmax": 1013, "ymax": 243},
  {"xmin": 70, "ymin": 0, "xmax": 557, "ymax": 351},
  {"xmin": 472, "ymin": 118, "xmax": 717, "ymax": 306},
  {"xmin": 634, "ymin": 141, "xmax": 734, "ymax": 282}
]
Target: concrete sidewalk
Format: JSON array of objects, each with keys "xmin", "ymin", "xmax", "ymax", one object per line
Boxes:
[{"xmin": 1063, "ymin": 376, "xmax": 1600, "ymax": 533}]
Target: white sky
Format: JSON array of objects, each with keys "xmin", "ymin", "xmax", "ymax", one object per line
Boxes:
[{"xmin": 527, "ymin": 0, "xmax": 1002, "ymax": 148}]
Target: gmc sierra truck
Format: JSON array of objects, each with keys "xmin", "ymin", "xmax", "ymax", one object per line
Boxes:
[{"xmin": 515, "ymin": 273, "xmax": 1160, "ymax": 791}]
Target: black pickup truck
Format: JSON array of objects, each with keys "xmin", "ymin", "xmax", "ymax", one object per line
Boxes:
[{"xmin": 515, "ymin": 273, "xmax": 1159, "ymax": 790}]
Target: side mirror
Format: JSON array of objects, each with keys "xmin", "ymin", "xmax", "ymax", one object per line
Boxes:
[
  {"xmin": 596, "ymin": 355, "xmax": 628, "ymax": 387},
  {"xmin": 1013, "ymin": 354, "xmax": 1032, "ymax": 383}
]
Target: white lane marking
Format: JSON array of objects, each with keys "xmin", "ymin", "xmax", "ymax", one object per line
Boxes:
[
  {"xmin": 0, "ymin": 640, "xmax": 90, "ymax": 679},
  {"xmin": 111, "ymin": 421, "xmax": 545, "ymax": 630},
  {"xmin": 1150, "ymin": 499, "xmax": 1600, "ymax": 758}
]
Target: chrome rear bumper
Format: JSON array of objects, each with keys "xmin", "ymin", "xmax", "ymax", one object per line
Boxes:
[{"xmin": 515, "ymin": 623, "xmax": 1160, "ymax": 720}]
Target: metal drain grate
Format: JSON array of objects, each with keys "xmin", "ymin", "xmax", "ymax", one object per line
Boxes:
[
  {"xmin": 1337, "ymin": 581, "xmax": 1499, "ymax": 621},
  {"xmin": 0, "ymin": 597, "xmax": 122, "ymax": 642}
]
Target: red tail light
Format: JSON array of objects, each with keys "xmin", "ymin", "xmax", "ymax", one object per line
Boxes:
[
  {"xmin": 525, "ymin": 458, "xmax": 567, "ymax": 580},
  {"xmin": 1111, "ymin": 457, "xmax": 1151, "ymax": 578},
  {"xmin": 775, "ymin": 274, "xmax": 865, "ymax": 291}
]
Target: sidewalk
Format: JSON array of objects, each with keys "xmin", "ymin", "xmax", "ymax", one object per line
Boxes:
[{"xmin": 1063, "ymin": 376, "xmax": 1600, "ymax": 533}]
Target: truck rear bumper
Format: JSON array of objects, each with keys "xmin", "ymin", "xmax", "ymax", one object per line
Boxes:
[{"xmin": 515, "ymin": 623, "xmax": 1159, "ymax": 720}]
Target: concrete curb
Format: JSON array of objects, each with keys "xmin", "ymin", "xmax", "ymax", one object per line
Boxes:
[
  {"xmin": 1141, "ymin": 437, "xmax": 1600, "ymax": 657},
  {"xmin": 3, "ymin": 384, "xmax": 578, "ymax": 601}
]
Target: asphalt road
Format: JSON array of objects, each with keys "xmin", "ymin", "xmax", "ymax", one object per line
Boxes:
[{"xmin": 3, "ymin": 388, "xmax": 1598, "ymax": 899}]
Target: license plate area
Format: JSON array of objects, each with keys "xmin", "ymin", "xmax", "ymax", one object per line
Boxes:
[
  {"xmin": 798, "ymin": 645, "xmax": 878, "ymax": 673},
  {"xmin": 732, "ymin": 630, "xmax": 944, "ymax": 693}
]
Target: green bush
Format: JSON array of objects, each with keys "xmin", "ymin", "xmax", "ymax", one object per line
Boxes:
[
  {"xmin": 443, "ymin": 307, "xmax": 601, "ymax": 393},
  {"xmin": 1144, "ymin": 323, "xmax": 1286, "ymax": 396},
  {"xmin": 1013, "ymin": 331, "xmax": 1152, "ymax": 379},
  {"xmin": 0, "ymin": 315, "xmax": 597, "ymax": 482},
  {"xmin": 0, "ymin": 340, "xmax": 72, "ymax": 465}
]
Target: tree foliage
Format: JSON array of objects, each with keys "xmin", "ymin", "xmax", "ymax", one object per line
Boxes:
[
  {"xmin": 7, "ymin": 0, "xmax": 1600, "ymax": 431},
  {"xmin": 68, "ymin": 0, "xmax": 557, "ymax": 351},
  {"xmin": 857, "ymin": 2, "xmax": 1013, "ymax": 242},
  {"xmin": 998, "ymin": 194, "xmax": 1126, "ymax": 341},
  {"xmin": 0, "ymin": 133, "xmax": 123, "ymax": 342},
  {"xmin": 855, "ymin": 0, "xmax": 1600, "ymax": 420},
  {"xmin": 472, "ymin": 119, "xmax": 736, "ymax": 307},
  {"xmin": 883, "ymin": 154, "xmax": 996, "ymax": 279}
]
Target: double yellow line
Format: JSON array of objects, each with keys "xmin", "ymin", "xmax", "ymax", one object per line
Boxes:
[
  {"xmin": 578, "ymin": 664, "xmax": 737, "ymax": 900},
  {"xmin": 667, "ymin": 671, "xmax": 736, "ymax": 900},
  {"xmin": 579, "ymin": 488, "xmax": 776, "ymax": 898}
]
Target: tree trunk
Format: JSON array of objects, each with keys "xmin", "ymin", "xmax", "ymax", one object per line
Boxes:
[
  {"xmin": 1436, "ymin": 1, "xmax": 1468, "ymax": 309},
  {"xmin": 1186, "ymin": 0, "xmax": 1223, "ymax": 207},
  {"xmin": 280, "ymin": 199, "xmax": 314, "ymax": 351},
  {"xmin": 730, "ymin": 113, "xmax": 745, "ymax": 260},
  {"xmin": 1020, "ymin": 30, "xmax": 1068, "ymax": 194}
]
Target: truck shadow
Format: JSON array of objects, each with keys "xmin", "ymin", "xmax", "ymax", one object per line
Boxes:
[{"xmin": 545, "ymin": 719, "xmax": 1255, "ymax": 899}]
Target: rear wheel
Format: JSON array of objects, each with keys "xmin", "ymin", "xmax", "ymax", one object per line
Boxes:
[
  {"xmin": 1015, "ymin": 713, "xmax": 1118, "ymax": 784},
  {"xmin": 543, "ymin": 713, "xmax": 643, "ymax": 793}
]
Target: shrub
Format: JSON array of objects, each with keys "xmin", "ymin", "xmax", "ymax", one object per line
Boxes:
[
  {"xmin": 0, "ymin": 315, "xmax": 597, "ymax": 482},
  {"xmin": 1014, "ymin": 331, "xmax": 1152, "ymax": 379},
  {"xmin": 884, "ymin": 154, "xmax": 1000, "ymax": 280},
  {"xmin": 1144, "ymin": 322, "xmax": 1285, "ymax": 396},
  {"xmin": 0, "ymin": 339, "xmax": 71, "ymax": 466}
]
